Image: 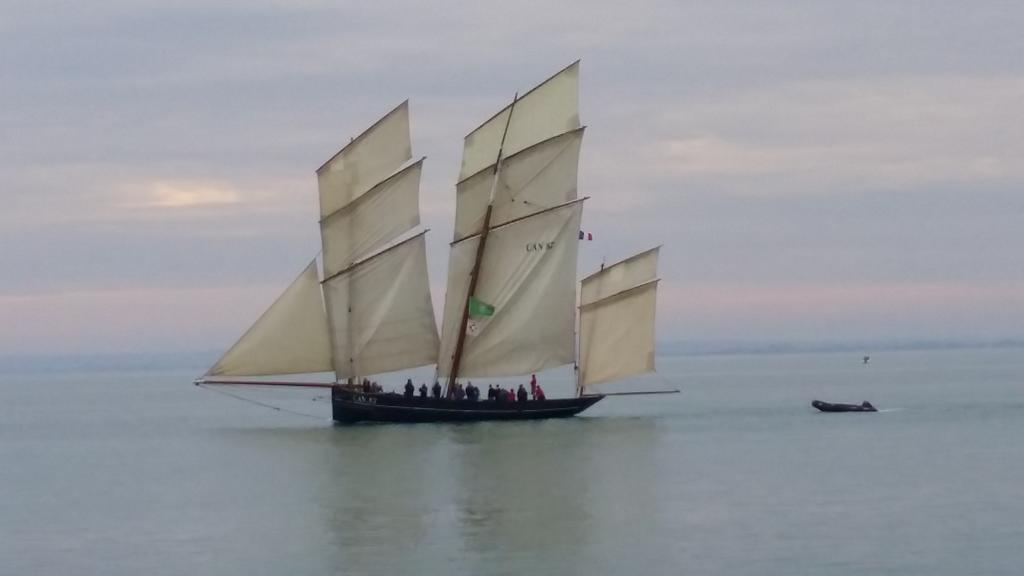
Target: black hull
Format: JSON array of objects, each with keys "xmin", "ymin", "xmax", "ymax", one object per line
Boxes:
[
  {"xmin": 812, "ymin": 400, "xmax": 877, "ymax": 413},
  {"xmin": 332, "ymin": 387, "xmax": 605, "ymax": 423}
]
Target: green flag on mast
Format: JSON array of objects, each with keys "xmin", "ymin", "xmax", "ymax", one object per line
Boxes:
[{"xmin": 468, "ymin": 296, "xmax": 495, "ymax": 317}]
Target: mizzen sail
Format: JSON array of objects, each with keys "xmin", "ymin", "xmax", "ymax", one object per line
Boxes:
[{"xmin": 578, "ymin": 248, "xmax": 661, "ymax": 389}]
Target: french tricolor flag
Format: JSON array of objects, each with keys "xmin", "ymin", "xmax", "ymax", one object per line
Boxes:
[{"xmin": 578, "ymin": 230, "xmax": 593, "ymax": 241}]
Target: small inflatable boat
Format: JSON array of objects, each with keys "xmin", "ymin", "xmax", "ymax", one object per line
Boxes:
[{"xmin": 812, "ymin": 400, "xmax": 877, "ymax": 413}]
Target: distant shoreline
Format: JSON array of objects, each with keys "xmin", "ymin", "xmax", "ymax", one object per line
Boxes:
[
  {"xmin": 2, "ymin": 339, "xmax": 1023, "ymax": 375},
  {"xmin": 657, "ymin": 338, "xmax": 1024, "ymax": 357}
]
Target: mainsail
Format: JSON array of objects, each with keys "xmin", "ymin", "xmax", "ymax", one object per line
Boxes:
[
  {"xmin": 439, "ymin": 62, "xmax": 585, "ymax": 383},
  {"xmin": 438, "ymin": 200, "xmax": 584, "ymax": 377},
  {"xmin": 578, "ymin": 248, "xmax": 661, "ymax": 390},
  {"xmin": 205, "ymin": 102, "xmax": 438, "ymax": 381}
]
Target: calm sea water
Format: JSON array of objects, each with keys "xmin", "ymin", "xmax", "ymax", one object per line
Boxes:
[{"xmin": 2, "ymin": 348, "xmax": 1023, "ymax": 575}]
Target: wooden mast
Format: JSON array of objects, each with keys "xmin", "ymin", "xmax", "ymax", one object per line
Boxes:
[{"xmin": 446, "ymin": 93, "xmax": 519, "ymax": 394}]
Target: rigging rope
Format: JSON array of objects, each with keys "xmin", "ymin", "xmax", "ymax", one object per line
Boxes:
[{"xmin": 196, "ymin": 383, "xmax": 331, "ymax": 422}]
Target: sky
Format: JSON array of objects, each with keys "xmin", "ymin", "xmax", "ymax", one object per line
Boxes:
[{"xmin": 2, "ymin": 0, "xmax": 1023, "ymax": 357}]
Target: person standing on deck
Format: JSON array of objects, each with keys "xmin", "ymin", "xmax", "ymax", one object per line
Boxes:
[
  {"xmin": 418, "ymin": 383, "xmax": 428, "ymax": 398},
  {"xmin": 535, "ymin": 384, "xmax": 546, "ymax": 401},
  {"xmin": 404, "ymin": 379, "xmax": 414, "ymax": 398},
  {"xmin": 517, "ymin": 384, "xmax": 528, "ymax": 403},
  {"xmin": 530, "ymin": 374, "xmax": 537, "ymax": 398},
  {"xmin": 432, "ymin": 381, "xmax": 442, "ymax": 399}
]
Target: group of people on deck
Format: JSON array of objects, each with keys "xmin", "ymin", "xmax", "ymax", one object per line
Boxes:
[
  {"xmin": 360, "ymin": 379, "xmax": 383, "ymax": 394},
  {"xmin": 400, "ymin": 374, "xmax": 546, "ymax": 403}
]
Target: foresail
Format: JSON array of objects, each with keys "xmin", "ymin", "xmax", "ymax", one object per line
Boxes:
[
  {"xmin": 207, "ymin": 260, "xmax": 333, "ymax": 377},
  {"xmin": 454, "ymin": 128, "xmax": 583, "ymax": 241},
  {"xmin": 438, "ymin": 200, "xmax": 584, "ymax": 378},
  {"xmin": 579, "ymin": 280, "xmax": 658, "ymax": 387},
  {"xmin": 322, "ymin": 233, "xmax": 439, "ymax": 379},
  {"xmin": 320, "ymin": 159, "xmax": 422, "ymax": 277},
  {"xmin": 317, "ymin": 101, "xmax": 412, "ymax": 218},
  {"xmin": 459, "ymin": 61, "xmax": 580, "ymax": 181}
]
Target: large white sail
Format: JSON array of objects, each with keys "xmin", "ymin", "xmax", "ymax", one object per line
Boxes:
[
  {"xmin": 317, "ymin": 101, "xmax": 412, "ymax": 218},
  {"xmin": 454, "ymin": 128, "xmax": 584, "ymax": 241},
  {"xmin": 578, "ymin": 248, "xmax": 661, "ymax": 388},
  {"xmin": 459, "ymin": 62, "xmax": 580, "ymax": 181},
  {"xmin": 438, "ymin": 200, "xmax": 584, "ymax": 377},
  {"xmin": 320, "ymin": 159, "xmax": 423, "ymax": 277},
  {"xmin": 579, "ymin": 281, "xmax": 659, "ymax": 388},
  {"xmin": 323, "ymin": 233, "xmax": 439, "ymax": 379},
  {"xmin": 207, "ymin": 260, "xmax": 333, "ymax": 377}
]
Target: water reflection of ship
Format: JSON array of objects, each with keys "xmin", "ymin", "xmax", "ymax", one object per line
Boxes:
[{"xmin": 196, "ymin": 61, "xmax": 676, "ymax": 423}]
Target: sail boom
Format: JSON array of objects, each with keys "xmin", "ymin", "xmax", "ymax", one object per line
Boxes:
[
  {"xmin": 196, "ymin": 379, "xmax": 335, "ymax": 388},
  {"xmin": 583, "ymin": 390, "xmax": 679, "ymax": 397}
]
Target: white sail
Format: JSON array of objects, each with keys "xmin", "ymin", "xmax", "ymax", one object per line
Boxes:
[
  {"xmin": 317, "ymin": 101, "xmax": 412, "ymax": 218},
  {"xmin": 438, "ymin": 200, "xmax": 584, "ymax": 378},
  {"xmin": 207, "ymin": 260, "xmax": 333, "ymax": 377},
  {"xmin": 320, "ymin": 159, "xmax": 422, "ymax": 277},
  {"xmin": 581, "ymin": 247, "xmax": 660, "ymax": 305},
  {"xmin": 323, "ymin": 233, "xmax": 439, "ymax": 379},
  {"xmin": 459, "ymin": 62, "xmax": 580, "ymax": 181},
  {"xmin": 454, "ymin": 128, "xmax": 584, "ymax": 241},
  {"xmin": 579, "ymin": 280, "xmax": 659, "ymax": 388}
]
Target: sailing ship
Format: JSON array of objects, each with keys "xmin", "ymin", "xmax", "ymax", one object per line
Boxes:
[{"xmin": 195, "ymin": 61, "xmax": 675, "ymax": 423}]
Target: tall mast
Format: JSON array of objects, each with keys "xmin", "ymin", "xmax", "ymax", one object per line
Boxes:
[{"xmin": 447, "ymin": 93, "xmax": 519, "ymax": 391}]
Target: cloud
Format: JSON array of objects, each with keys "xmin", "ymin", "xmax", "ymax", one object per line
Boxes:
[
  {"xmin": 3, "ymin": 1, "xmax": 1024, "ymax": 354},
  {"xmin": 586, "ymin": 75, "xmax": 1024, "ymax": 199},
  {"xmin": 127, "ymin": 181, "xmax": 241, "ymax": 208}
]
